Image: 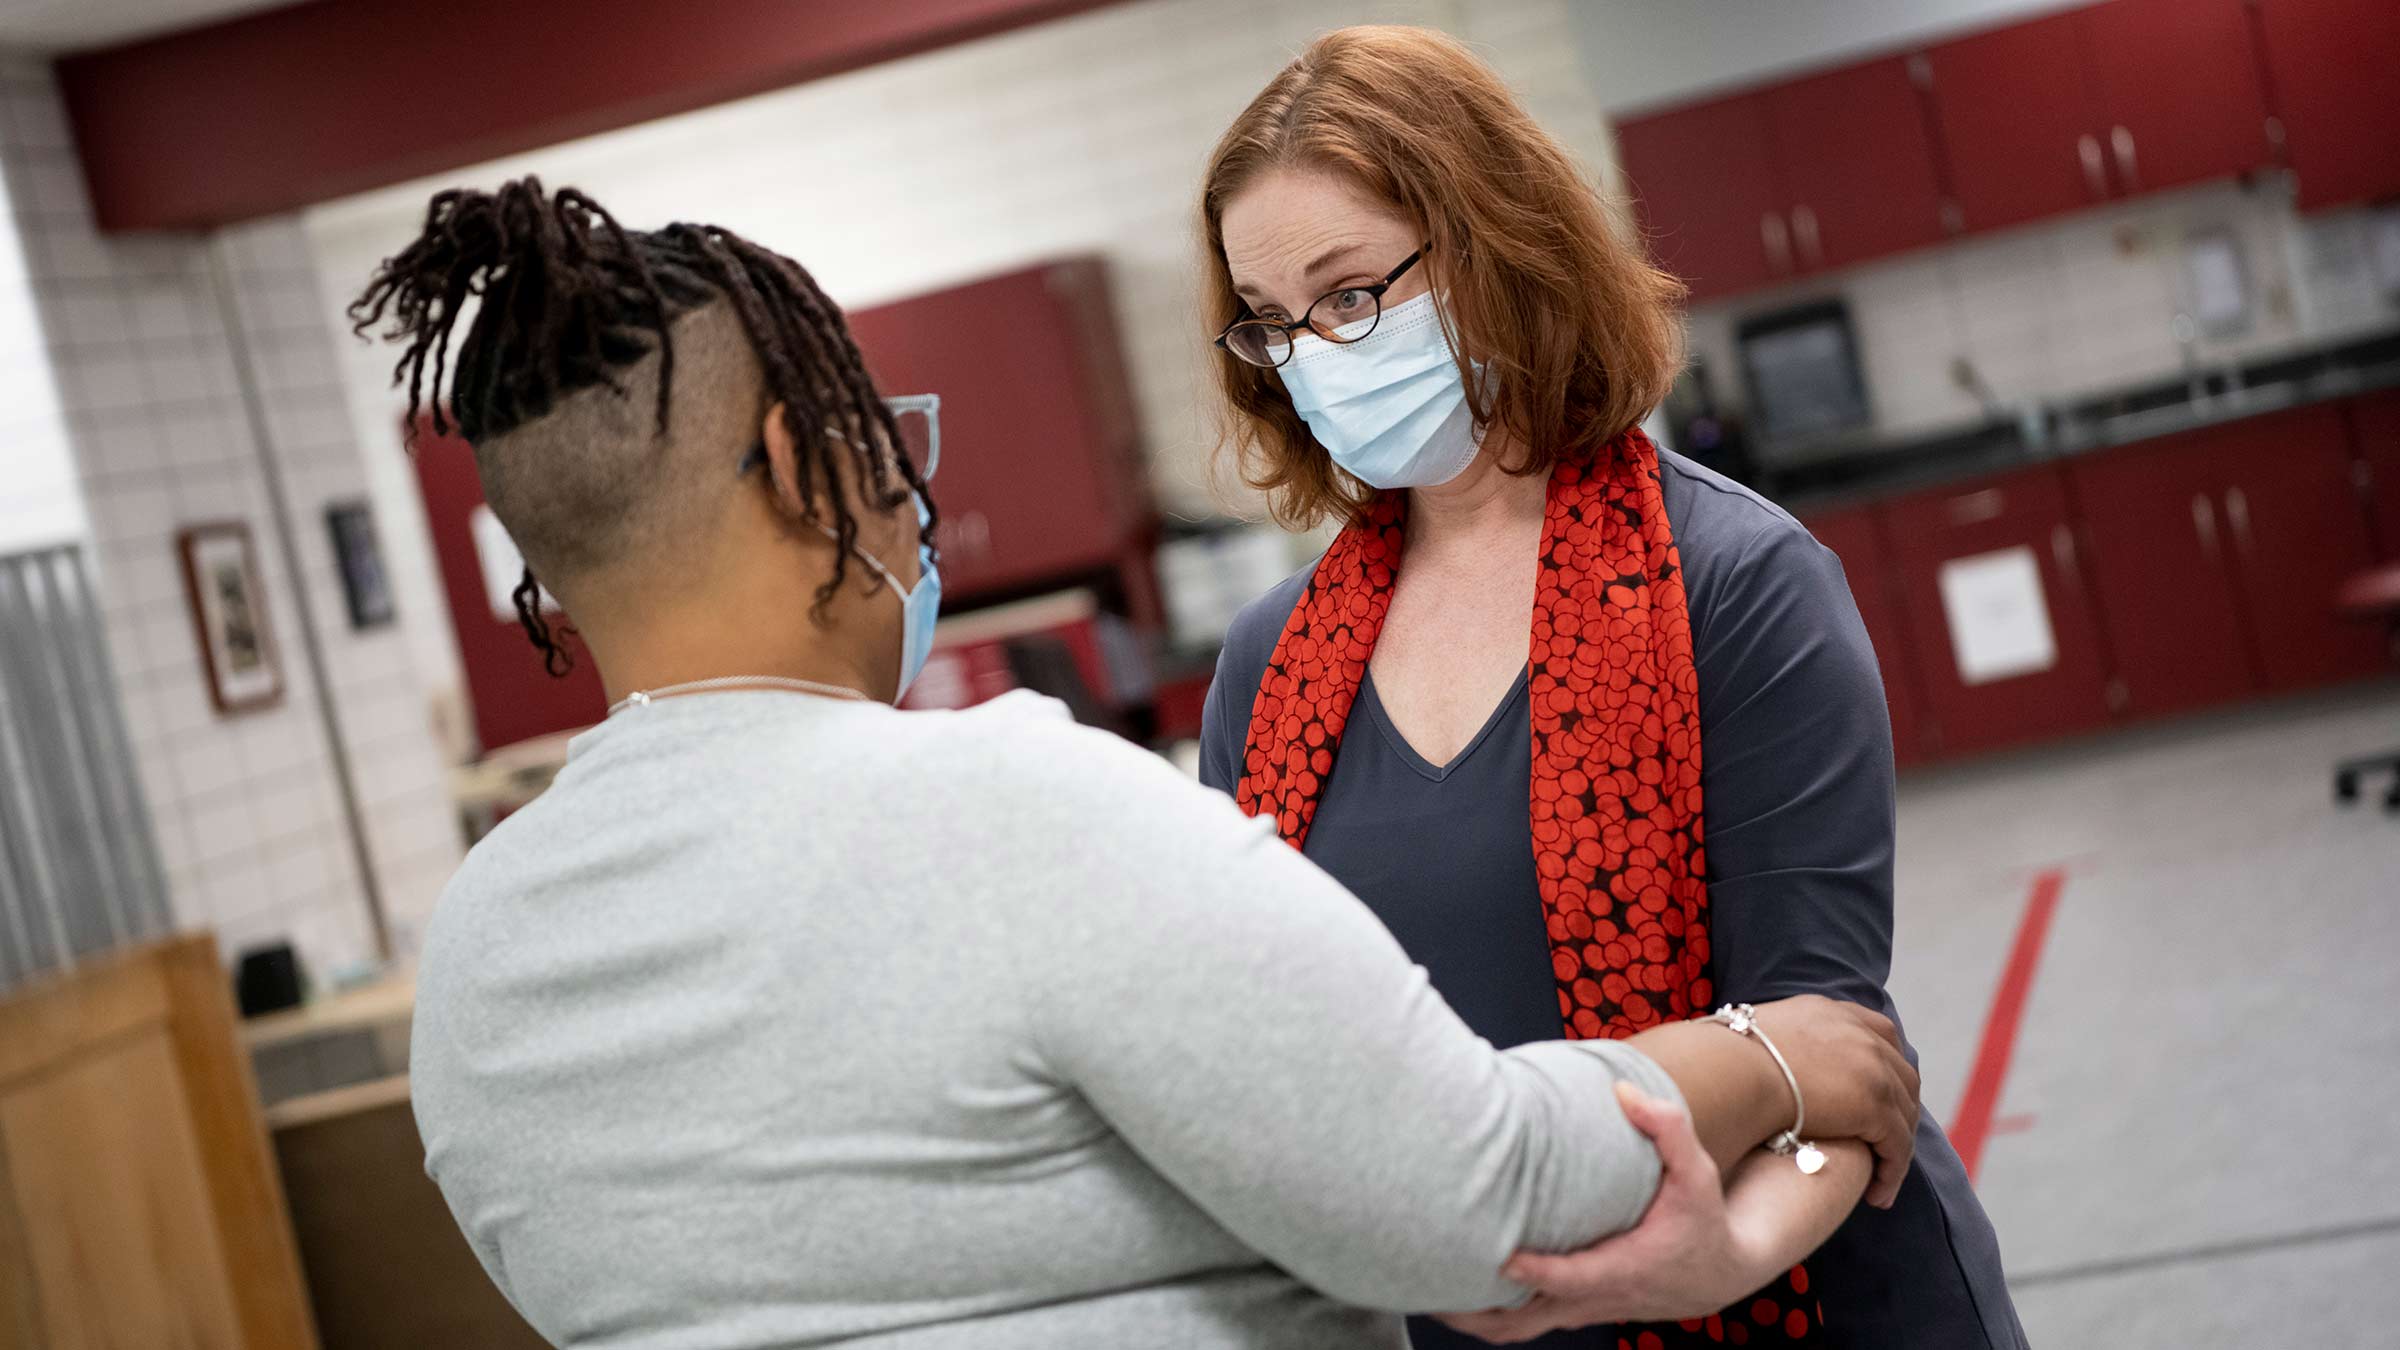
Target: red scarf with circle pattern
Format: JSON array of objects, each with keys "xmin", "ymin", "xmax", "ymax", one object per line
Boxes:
[{"xmin": 1234, "ymin": 429, "xmax": 1823, "ymax": 1345}]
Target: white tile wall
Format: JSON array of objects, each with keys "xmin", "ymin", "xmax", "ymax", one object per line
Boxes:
[
  {"xmin": 1688, "ymin": 177, "xmax": 2400, "ymax": 444},
  {"xmin": 0, "ymin": 59, "xmax": 463, "ymax": 975},
  {"xmin": 303, "ymin": 0, "xmax": 1617, "ymax": 704}
]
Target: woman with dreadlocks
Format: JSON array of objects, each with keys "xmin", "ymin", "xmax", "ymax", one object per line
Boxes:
[{"xmin": 366, "ymin": 178, "xmax": 1917, "ymax": 1350}]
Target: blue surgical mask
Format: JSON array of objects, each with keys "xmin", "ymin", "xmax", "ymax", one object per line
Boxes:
[
  {"xmin": 839, "ymin": 495, "xmax": 940, "ymax": 701},
  {"xmin": 1277, "ymin": 290, "xmax": 1483, "ymax": 490}
]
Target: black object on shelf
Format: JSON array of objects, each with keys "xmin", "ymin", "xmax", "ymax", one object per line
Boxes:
[
  {"xmin": 1738, "ymin": 299, "xmax": 1872, "ymax": 458},
  {"xmin": 235, "ymin": 941, "xmax": 307, "ymax": 1018}
]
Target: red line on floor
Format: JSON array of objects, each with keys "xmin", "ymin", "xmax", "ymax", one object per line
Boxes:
[{"xmin": 1951, "ymin": 868, "xmax": 2066, "ymax": 1182}]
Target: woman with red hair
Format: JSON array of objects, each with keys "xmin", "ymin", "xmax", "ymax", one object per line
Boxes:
[{"xmin": 1195, "ymin": 26, "xmax": 2024, "ymax": 1349}]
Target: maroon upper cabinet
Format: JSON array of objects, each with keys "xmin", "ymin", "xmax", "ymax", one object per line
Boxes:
[
  {"xmin": 1926, "ymin": 0, "xmax": 2273, "ymax": 233},
  {"xmin": 1880, "ymin": 464, "xmax": 2116, "ymax": 756},
  {"xmin": 1799, "ymin": 506, "xmax": 1937, "ymax": 766},
  {"xmin": 2080, "ymin": 0, "xmax": 2275, "ymax": 198},
  {"xmin": 1614, "ymin": 94, "xmax": 1786, "ymax": 302},
  {"xmin": 844, "ymin": 259, "xmax": 1150, "ymax": 604},
  {"xmin": 1923, "ymin": 10, "xmax": 2106, "ymax": 234},
  {"xmin": 1760, "ymin": 57, "xmax": 1950, "ymax": 272},
  {"xmin": 2256, "ymin": 0, "xmax": 2400, "ymax": 210}
]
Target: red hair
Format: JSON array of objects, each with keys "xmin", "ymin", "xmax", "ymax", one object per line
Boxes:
[{"xmin": 1201, "ymin": 25, "xmax": 1686, "ymax": 528}]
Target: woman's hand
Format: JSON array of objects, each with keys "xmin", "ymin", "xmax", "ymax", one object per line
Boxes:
[
  {"xmin": 1434, "ymin": 1082, "xmax": 1774, "ymax": 1342},
  {"xmin": 1747, "ymin": 995, "xmax": 1919, "ymax": 1206}
]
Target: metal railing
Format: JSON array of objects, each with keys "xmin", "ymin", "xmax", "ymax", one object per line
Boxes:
[{"xmin": 0, "ymin": 543, "xmax": 173, "ymax": 991}]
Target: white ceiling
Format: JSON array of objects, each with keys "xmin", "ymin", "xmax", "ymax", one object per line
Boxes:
[{"xmin": 0, "ymin": 0, "xmax": 309, "ymax": 54}]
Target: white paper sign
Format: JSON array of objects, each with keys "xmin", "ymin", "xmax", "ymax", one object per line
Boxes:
[{"xmin": 1937, "ymin": 546, "xmax": 2057, "ymax": 686}]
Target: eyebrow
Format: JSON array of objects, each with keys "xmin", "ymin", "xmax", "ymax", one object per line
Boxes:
[{"xmin": 1232, "ymin": 241, "xmax": 1375, "ymax": 308}]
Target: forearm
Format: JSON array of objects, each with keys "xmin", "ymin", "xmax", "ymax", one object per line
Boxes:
[
  {"xmin": 1722, "ymin": 1139, "xmax": 1871, "ymax": 1287},
  {"xmin": 1621, "ymin": 1020, "xmax": 1792, "ymax": 1175}
]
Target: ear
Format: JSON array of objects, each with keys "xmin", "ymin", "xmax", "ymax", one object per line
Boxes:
[{"xmin": 756, "ymin": 401, "xmax": 812, "ymax": 519}]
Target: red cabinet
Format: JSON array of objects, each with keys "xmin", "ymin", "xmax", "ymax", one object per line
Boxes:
[
  {"xmin": 1924, "ymin": 11, "xmax": 2105, "ymax": 234},
  {"xmin": 2072, "ymin": 405, "xmax": 2382, "ymax": 716},
  {"xmin": 1760, "ymin": 58, "xmax": 1949, "ymax": 273},
  {"xmin": 2079, "ymin": 0, "xmax": 2276, "ymax": 199},
  {"xmin": 1613, "ymin": 96, "xmax": 1785, "ymax": 302},
  {"xmin": 1617, "ymin": 59, "xmax": 1947, "ymax": 299},
  {"xmin": 1881, "ymin": 465, "xmax": 2115, "ymax": 754},
  {"xmin": 2257, "ymin": 0, "xmax": 2400, "ymax": 210},
  {"xmin": 845, "ymin": 258, "xmax": 1151, "ymax": 604},
  {"xmin": 1925, "ymin": 0, "xmax": 2272, "ymax": 233},
  {"xmin": 1801, "ymin": 506, "xmax": 1935, "ymax": 766},
  {"xmin": 2353, "ymin": 391, "xmax": 2400, "ymax": 558}
]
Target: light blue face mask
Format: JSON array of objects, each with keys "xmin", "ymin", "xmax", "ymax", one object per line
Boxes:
[
  {"xmin": 1277, "ymin": 290, "xmax": 1484, "ymax": 491},
  {"xmin": 741, "ymin": 395, "xmax": 944, "ymax": 701}
]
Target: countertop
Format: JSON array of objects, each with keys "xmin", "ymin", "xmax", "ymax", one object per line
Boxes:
[{"xmin": 1761, "ymin": 328, "xmax": 2400, "ymax": 514}]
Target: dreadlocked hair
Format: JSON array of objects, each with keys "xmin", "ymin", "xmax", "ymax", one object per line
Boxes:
[{"xmin": 347, "ymin": 176, "xmax": 932, "ymax": 676}]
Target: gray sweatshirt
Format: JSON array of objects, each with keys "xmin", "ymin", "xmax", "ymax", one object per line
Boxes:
[{"xmin": 410, "ymin": 689, "xmax": 1681, "ymax": 1349}]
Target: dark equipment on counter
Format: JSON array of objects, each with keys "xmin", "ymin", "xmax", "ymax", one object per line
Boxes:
[
  {"xmin": 1738, "ymin": 299, "xmax": 1872, "ymax": 456},
  {"xmin": 236, "ymin": 941, "xmax": 307, "ymax": 1018}
]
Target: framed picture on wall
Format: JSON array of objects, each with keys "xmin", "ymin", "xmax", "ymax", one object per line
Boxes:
[
  {"xmin": 324, "ymin": 499, "xmax": 395, "ymax": 630},
  {"xmin": 177, "ymin": 522, "xmax": 283, "ymax": 714}
]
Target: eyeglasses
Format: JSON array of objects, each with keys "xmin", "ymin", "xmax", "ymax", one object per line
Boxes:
[{"xmin": 1214, "ymin": 245, "xmax": 1428, "ymax": 369}]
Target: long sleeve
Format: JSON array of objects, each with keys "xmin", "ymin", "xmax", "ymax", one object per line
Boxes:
[
  {"xmin": 1690, "ymin": 520, "xmax": 1898, "ymax": 1012},
  {"xmin": 993, "ymin": 718, "xmax": 1677, "ymax": 1315}
]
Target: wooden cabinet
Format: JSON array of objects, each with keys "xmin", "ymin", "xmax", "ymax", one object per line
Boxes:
[
  {"xmin": 1925, "ymin": 0, "xmax": 2272, "ymax": 234},
  {"xmin": 1617, "ymin": 60, "xmax": 1946, "ymax": 300},
  {"xmin": 1880, "ymin": 465, "xmax": 2115, "ymax": 755},
  {"xmin": 2073, "ymin": 404, "xmax": 2382, "ymax": 716},
  {"xmin": 2257, "ymin": 0, "xmax": 2400, "ymax": 210},
  {"xmin": 845, "ymin": 258, "xmax": 1152, "ymax": 603},
  {"xmin": 1760, "ymin": 58, "xmax": 1950, "ymax": 274},
  {"xmin": 1801, "ymin": 506, "xmax": 1936, "ymax": 766},
  {"xmin": 2352, "ymin": 391, "xmax": 2400, "ymax": 558},
  {"xmin": 1613, "ymin": 95, "xmax": 1786, "ymax": 302}
]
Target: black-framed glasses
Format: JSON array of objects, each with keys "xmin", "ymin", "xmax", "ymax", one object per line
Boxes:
[{"xmin": 1214, "ymin": 244, "xmax": 1428, "ymax": 369}]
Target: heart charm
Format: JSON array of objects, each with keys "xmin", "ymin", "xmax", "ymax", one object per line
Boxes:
[{"xmin": 1796, "ymin": 1142, "xmax": 1827, "ymax": 1175}]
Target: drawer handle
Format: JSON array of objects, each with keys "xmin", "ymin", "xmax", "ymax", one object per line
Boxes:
[
  {"xmin": 1761, "ymin": 211, "xmax": 1794, "ymax": 275},
  {"xmin": 2110, "ymin": 125, "xmax": 2139, "ymax": 193},
  {"xmin": 2191, "ymin": 492, "xmax": 2219, "ymax": 561},
  {"xmin": 2079, "ymin": 134, "xmax": 2107, "ymax": 200},
  {"xmin": 1792, "ymin": 205, "xmax": 1823, "ymax": 270},
  {"xmin": 2222, "ymin": 487, "xmax": 2253, "ymax": 562},
  {"xmin": 2050, "ymin": 523, "xmax": 2080, "ymax": 587},
  {"xmin": 1946, "ymin": 488, "xmax": 2005, "ymax": 525}
]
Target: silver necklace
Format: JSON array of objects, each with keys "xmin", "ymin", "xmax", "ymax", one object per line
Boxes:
[{"xmin": 607, "ymin": 675, "xmax": 873, "ymax": 717}]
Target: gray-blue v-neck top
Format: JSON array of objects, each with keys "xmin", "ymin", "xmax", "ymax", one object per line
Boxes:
[{"xmin": 1198, "ymin": 449, "xmax": 2028, "ymax": 1350}]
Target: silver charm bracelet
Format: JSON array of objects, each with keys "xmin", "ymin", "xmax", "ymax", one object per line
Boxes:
[{"xmin": 1707, "ymin": 1003, "xmax": 1828, "ymax": 1175}]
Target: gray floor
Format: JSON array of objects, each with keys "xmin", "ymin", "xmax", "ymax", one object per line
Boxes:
[{"xmin": 1884, "ymin": 681, "xmax": 2400, "ymax": 1348}]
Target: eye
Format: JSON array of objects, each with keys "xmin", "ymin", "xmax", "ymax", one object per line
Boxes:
[{"xmin": 1322, "ymin": 287, "xmax": 1373, "ymax": 319}]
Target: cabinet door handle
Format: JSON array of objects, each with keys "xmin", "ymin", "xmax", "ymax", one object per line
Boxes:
[
  {"xmin": 2222, "ymin": 487, "xmax": 2253, "ymax": 562},
  {"xmin": 2190, "ymin": 492, "xmax": 2219, "ymax": 560},
  {"xmin": 1792, "ymin": 205, "xmax": 1824, "ymax": 270},
  {"xmin": 2109, "ymin": 125, "xmax": 2139, "ymax": 193},
  {"xmin": 1761, "ymin": 212, "xmax": 1793, "ymax": 275},
  {"xmin": 2079, "ymin": 134, "xmax": 2108, "ymax": 200},
  {"xmin": 2050, "ymin": 522, "xmax": 2081, "ymax": 588},
  {"xmin": 1946, "ymin": 488, "xmax": 2005, "ymax": 525}
]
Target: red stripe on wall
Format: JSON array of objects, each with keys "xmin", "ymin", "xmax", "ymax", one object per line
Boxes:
[{"xmin": 1950, "ymin": 867, "xmax": 2064, "ymax": 1181}]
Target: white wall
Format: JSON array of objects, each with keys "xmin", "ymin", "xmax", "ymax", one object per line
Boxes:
[
  {"xmin": 305, "ymin": 0, "xmax": 1615, "ymax": 706},
  {"xmin": 0, "ymin": 95, "xmax": 84, "ymax": 551},
  {"xmin": 1571, "ymin": 0, "xmax": 2085, "ymax": 114},
  {"xmin": 1, "ymin": 58, "xmax": 462, "ymax": 975}
]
